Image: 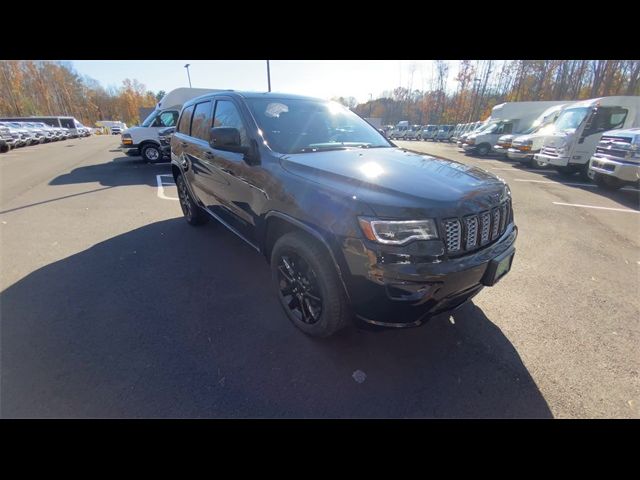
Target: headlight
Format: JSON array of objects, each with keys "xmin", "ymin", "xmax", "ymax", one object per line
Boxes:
[{"xmin": 358, "ymin": 217, "xmax": 439, "ymax": 245}]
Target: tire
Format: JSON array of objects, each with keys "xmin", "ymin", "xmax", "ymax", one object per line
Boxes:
[
  {"xmin": 271, "ymin": 231, "xmax": 351, "ymax": 338},
  {"xmin": 176, "ymin": 174, "xmax": 208, "ymax": 226},
  {"xmin": 476, "ymin": 143, "xmax": 490, "ymax": 156},
  {"xmin": 556, "ymin": 166, "xmax": 577, "ymax": 177},
  {"xmin": 141, "ymin": 144, "xmax": 161, "ymax": 163},
  {"xmin": 593, "ymin": 173, "xmax": 624, "ymax": 191}
]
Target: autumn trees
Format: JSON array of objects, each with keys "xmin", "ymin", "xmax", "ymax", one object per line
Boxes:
[
  {"xmin": 354, "ymin": 60, "xmax": 640, "ymax": 126},
  {"xmin": 0, "ymin": 61, "xmax": 158, "ymax": 126}
]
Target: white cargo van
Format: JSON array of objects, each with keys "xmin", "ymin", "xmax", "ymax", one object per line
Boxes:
[
  {"xmin": 121, "ymin": 87, "xmax": 223, "ymax": 162},
  {"xmin": 421, "ymin": 124, "xmax": 439, "ymax": 141},
  {"xmin": 534, "ymin": 96, "xmax": 640, "ymax": 176},
  {"xmin": 498, "ymin": 103, "xmax": 575, "ymax": 165},
  {"xmin": 389, "ymin": 121, "xmax": 410, "ymax": 140},
  {"xmin": 461, "ymin": 101, "xmax": 568, "ymax": 157}
]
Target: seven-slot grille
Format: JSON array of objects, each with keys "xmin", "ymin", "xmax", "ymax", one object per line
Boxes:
[{"xmin": 443, "ymin": 200, "xmax": 512, "ymax": 255}]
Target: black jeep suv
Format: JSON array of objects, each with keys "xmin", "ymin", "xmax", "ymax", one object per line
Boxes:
[{"xmin": 170, "ymin": 91, "xmax": 517, "ymax": 337}]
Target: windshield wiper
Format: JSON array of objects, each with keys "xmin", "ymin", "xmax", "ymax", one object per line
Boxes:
[{"xmin": 294, "ymin": 146, "xmax": 350, "ymax": 153}]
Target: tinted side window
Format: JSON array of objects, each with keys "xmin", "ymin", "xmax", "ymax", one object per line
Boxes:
[
  {"xmin": 177, "ymin": 105, "xmax": 195, "ymax": 135},
  {"xmin": 191, "ymin": 101, "xmax": 213, "ymax": 141},
  {"xmin": 213, "ymin": 100, "xmax": 248, "ymax": 146}
]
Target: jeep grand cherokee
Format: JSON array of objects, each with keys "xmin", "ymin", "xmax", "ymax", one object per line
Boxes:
[{"xmin": 170, "ymin": 91, "xmax": 517, "ymax": 337}]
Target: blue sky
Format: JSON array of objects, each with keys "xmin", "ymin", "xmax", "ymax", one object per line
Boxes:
[{"xmin": 71, "ymin": 60, "xmax": 460, "ymax": 103}]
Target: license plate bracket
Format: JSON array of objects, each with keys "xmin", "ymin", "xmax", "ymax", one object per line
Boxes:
[{"xmin": 482, "ymin": 248, "xmax": 515, "ymax": 286}]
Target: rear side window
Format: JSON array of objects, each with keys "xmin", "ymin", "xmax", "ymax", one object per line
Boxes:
[
  {"xmin": 177, "ymin": 105, "xmax": 195, "ymax": 135},
  {"xmin": 213, "ymin": 100, "xmax": 248, "ymax": 146},
  {"xmin": 191, "ymin": 101, "xmax": 213, "ymax": 141}
]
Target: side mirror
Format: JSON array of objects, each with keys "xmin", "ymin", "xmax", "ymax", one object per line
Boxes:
[
  {"xmin": 209, "ymin": 127, "xmax": 260, "ymax": 165},
  {"xmin": 209, "ymin": 127, "xmax": 244, "ymax": 151}
]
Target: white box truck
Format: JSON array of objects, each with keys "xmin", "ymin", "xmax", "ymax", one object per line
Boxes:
[
  {"xmin": 461, "ymin": 101, "xmax": 568, "ymax": 157},
  {"xmin": 534, "ymin": 96, "xmax": 640, "ymax": 176},
  {"xmin": 121, "ymin": 87, "xmax": 223, "ymax": 162}
]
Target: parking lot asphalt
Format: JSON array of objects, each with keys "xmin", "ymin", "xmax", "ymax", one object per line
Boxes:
[{"xmin": 1, "ymin": 136, "xmax": 638, "ymax": 418}]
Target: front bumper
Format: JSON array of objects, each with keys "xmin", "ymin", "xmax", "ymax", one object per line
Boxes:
[
  {"xmin": 590, "ymin": 155, "xmax": 640, "ymax": 183},
  {"xmin": 536, "ymin": 152, "xmax": 574, "ymax": 167},
  {"xmin": 462, "ymin": 143, "xmax": 477, "ymax": 153},
  {"xmin": 507, "ymin": 148, "xmax": 535, "ymax": 161},
  {"xmin": 340, "ymin": 224, "xmax": 518, "ymax": 328},
  {"xmin": 492, "ymin": 144, "xmax": 511, "ymax": 156}
]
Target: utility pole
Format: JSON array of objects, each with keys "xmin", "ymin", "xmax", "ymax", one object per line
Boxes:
[
  {"xmin": 266, "ymin": 60, "xmax": 271, "ymax": 92},
  {"xmin": 369, "ymin": 93, "xmax": 373, "ymax": 117},
  {"xmin": 184, "ymin": 64, "xmax": 192, "ymax": 88}
]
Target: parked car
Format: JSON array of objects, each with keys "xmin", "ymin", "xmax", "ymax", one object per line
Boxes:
[
  {"xmin": 0, "ymin": 123, "xmax": 26, "ymax": 147},
  {"xmin": 404, "ymin": 125, "xmax": 423, "ymax": 140},
  {"xmin": 111, "ymin": 126, "xmax": 122, "ymax": 135},
  {"xmin": 435, "ymin": 125, "xmax": 455, "ymax": 142},
  {"xmin": 421, "ymin": 124, "xmax": 439, "ymax": 141},
  {"xmin": 158, "ymin": 126, "xmax": 175, "ymax": 160},
  {"xmin": 170, "ymin": 91, "xmax": 517, "ymax": 337},
  {"xmin": 0, "ymin": 125, "xmax": 16, "ymax": 151},
  {"xmin": 588, "ymin": 128, "xmax": 640, "ymax": 190}
]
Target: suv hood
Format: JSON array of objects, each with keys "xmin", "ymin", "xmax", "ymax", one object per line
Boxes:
[{"xmin": 280, "ymin": 147, "xmax": 509, "ymax": 218}]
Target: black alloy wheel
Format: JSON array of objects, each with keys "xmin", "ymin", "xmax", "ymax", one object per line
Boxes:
[
  {"xmin": 276, "ymin": 251, "xmax": 323, "ymax": 325},
  {"xmin": 176, "ymin": 175, "xmax": 208, "ymax": 225}
]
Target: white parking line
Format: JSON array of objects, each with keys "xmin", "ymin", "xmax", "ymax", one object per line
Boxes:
[
  {"xmin": 515, "ymin": 178, "xmax": 597, "ymax": 188},
  {"xmin": 515, "ymin": 178, "xmax": 640, "ymax": 192},
  {"xmin": 490, "ymin": 167, "xmax": 557, "ymax": 173},
  {"xmin": 552, "ymin": 202, "xmax": 640, "ymax": 213},
  {"xmin": 156, "ymin": 174, "xmax": 179, "ymax": 201}
]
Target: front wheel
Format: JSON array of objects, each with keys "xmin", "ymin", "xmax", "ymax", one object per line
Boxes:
[
  {"xmin": 476, "ymin": 144, "xmax": 490, "ymax": 156},
  {"xmin": 271, "ymin": 232, "xmax": 350, "ymax": 338},
  {"xmin": 141, "ymin": 144, "xmax": 161, "ymax": 163}
]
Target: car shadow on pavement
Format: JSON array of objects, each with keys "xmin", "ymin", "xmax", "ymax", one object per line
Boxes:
[
  {"xmin": 1, "ymin": 218, "xmax": 552, "ymax": 419},
  {"xmin": 49, "ymin": 156, "xmax": 170, "ymax": 188}
]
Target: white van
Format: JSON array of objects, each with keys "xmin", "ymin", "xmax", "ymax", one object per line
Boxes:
[
  {"xmin": 462, "ymin": 101, "xmax": 568, "ymax": 156},
  {"xmin": 121, "ymin": 87, "xmax": 223, "ymax": 162},
  {"xmin": 500, "ymin": 103, "xmax": 575, "ymax": 166},
  {"xmin": 534, "ymin": 96, "xmax": 640, "ymax": 176},
  {"xmin": 389, "ymin": 121, "xmax": 410, "ymax": 140}
]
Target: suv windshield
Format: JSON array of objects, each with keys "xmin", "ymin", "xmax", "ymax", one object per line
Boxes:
[
  {"xmin": 245, "ymin": 98, "xmax": 392, "ymax": 154},
  {"xmin": 553, "ymin": 107, "xmax": 590, "ymax": 132}
]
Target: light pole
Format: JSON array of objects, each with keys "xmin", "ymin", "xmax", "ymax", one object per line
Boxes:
[
  {"xmin": 266, "ymin": 60, "xmax": 271, "ymax": 92},
  {"xmin": 184, "ymin": 64, "xmax": 192, "ymax": 88},
  {"xmin": 369, "ymin": 93, "xmax": 373, "ymax": 117}
]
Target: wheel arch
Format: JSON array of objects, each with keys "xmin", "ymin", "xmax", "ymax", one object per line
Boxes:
[{"xmin": 263, "ymin": 211, "xmax": 351, "ymax": 302}]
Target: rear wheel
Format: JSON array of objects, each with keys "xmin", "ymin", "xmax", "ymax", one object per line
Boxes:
[
  {"xmin": 176, "ymin": 174, "xmax": 208, "ymax": 225},
  {"xmin": 271, "ymin": 232, "xmax": 350, "ymax": 338}
]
